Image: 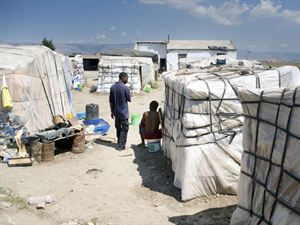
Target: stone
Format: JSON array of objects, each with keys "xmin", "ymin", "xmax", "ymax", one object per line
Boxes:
[{"xmin": 36, "ymin": 202, "xmax": 45, "ymax": 209}]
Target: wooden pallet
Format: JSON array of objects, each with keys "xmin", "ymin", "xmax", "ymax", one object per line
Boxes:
[{"xmin": 7, "ymin": 157, "xmax": 32, "ymax": 167}]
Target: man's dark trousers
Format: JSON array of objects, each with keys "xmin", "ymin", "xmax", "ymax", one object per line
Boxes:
[{"xmin": 115, "ymin": 117, "xmax": 129, "ymax": 149}]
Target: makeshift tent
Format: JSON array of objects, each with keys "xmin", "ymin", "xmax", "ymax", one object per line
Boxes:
[
  {"xmin": 231, "ymin": 87, "xmax": 300, "ymax": 225},
  {"xmin": 163, "ymin": 64, "xmax": 300, "ymax": 201},
  {"xmin": 97, "ymin": 56, "xmax": 155, "ymax": 93},
  {"xmin": 0, "ymin": 45, "xmax": 73, "ymax": 133}
]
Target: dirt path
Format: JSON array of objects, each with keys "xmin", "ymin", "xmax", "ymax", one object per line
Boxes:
[{"xmin": 0, "ymin": 72, "xmax": 237, "ymax": 225}]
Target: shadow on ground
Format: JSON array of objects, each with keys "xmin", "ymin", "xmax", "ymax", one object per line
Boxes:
[
  {"xmin": 169, "ymin": 205, "xmax": 236, "ymax": 225},
  {"xmin": 94, "ymin": 138, "xmax": 118, "ymax": 150},
  {"xmin": 131, "ymin": 144, "xmax": 181, "ymax": 201}
]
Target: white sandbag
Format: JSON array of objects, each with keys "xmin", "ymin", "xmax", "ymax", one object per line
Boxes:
[
  {"xmin": 230, "ymin": 87, "xmax": 300, "ymax": 225},
  {"xmin": 163, "ymin": 64, "xmax": 300, "ymax": 201}
]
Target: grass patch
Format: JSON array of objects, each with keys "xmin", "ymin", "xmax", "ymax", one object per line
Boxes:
[{"xmin": 0, "ymin": 186, "xmax": 29, "ymax": 209}]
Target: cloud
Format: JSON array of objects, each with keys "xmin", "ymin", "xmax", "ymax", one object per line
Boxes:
[
  {"xmin": 122, "ymin": 0, "xmax": 128, "ymax": 4},
  {"xmin": 140, "ymin": 0, "xmax": 300, "ymax": 25},
  {"xmin": 250, "ymin": 0, "xmax": 281, "ymax": 17},
  {"xmin": 250, "ymin": 0, "xmax": 300, "ymax": 25},
  {"xmin": 110, "ymin": 26, "xmax": 116, "ymax": 31},
  {"xmin": 280, "ymin": 43, "xmax": 288, "ymax": 48},
  {"xmin": 139, "ymin": 0, "xmax": 250, "ymax": 26},
  {"xmin": 121, "ymin": 32, "xmax": 127, "ymax": 36},
  {"xmin": 96, "ymin": 33, "xmax": 106, "ymax": 40},
  {"xmin": 281, "ymin": 9, "xmax": 300, "ymax": 24},
  {"xmin": 192, "ymin": 1, "xmax": 250, "ymax": 26}
]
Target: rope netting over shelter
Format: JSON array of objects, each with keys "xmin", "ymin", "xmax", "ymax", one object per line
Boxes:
[
  {"xmin": 162, "ymin": 64, "xmax": 300, "ymax": 201},
  {"xmin": 97, "ymin": 56, "xmax": 141, "ymax": 93},
  {"xmin": 231, "ymin": 87, "xmax": 300, "ymax": 225}
]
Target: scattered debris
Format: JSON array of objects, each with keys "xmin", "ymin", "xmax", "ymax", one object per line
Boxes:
[
  {"xmin": 86, "ymin": 168, "xmax": 103, "ymax": 174},
  {"xmin": 118, "ymin": 153, "xmax": 133, "ymax": 157},
  {"xmin": 36, "ymin": 202, "xmax": 46, "ymax": 209},
  {"xmin": 60, "ymin": 219, "xmax": 99, "ymax": 225},
  {"xmin": 61, "ymin": 219, "xmax": 83, "ymax": 225},
  {"xmin": 28, "ymin": 195, "xmax": 53, "ymax": 205}
]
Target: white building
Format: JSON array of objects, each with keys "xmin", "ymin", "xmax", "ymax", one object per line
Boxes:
[
  {"xmin": 135, "ymin": 40, "xmax": 237, "ymax": 72},
  {"xmin": 134, "ymin": 41, "xmax": 167, "ymax": 71}
]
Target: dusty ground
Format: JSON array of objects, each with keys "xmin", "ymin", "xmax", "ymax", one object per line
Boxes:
[{"xmin": 0, "ymin": 71, "xmax": 237, "ymax": 225}]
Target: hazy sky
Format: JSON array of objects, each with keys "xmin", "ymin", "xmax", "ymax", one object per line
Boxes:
[{"xmin": 0, "ymin": 0, "xmax": 299, "ymax": 52}]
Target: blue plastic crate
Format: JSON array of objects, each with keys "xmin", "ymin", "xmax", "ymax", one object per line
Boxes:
[
  {"xmin": 93, "ymin": 119, "xmax": 110, "ymax": 135},
  {"xmin": 83, "ymin": 118, "xmax": 102, "ymax": 126},
  {"xmin": 76, "ymin": 112, "xmax": 86, "ymax": 120}
]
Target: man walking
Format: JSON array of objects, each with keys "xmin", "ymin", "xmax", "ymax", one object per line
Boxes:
[{"xmin": 109, "ymin": 72, "xmax": 131, "ymax": 150}]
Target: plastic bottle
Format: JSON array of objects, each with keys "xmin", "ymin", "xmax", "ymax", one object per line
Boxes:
[{"xmin": 28, "ymin": 195, "xmax": 53, "ymax": 205}]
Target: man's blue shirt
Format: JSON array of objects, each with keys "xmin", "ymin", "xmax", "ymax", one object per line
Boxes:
[{"xmin": 109, "ymin": 82, "xmax": 131, "ymax": 119}]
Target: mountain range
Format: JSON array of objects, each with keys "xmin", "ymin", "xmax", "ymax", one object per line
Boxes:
[{"xmin": 1, "ymin": 41, "xmax": 299, "ymax": 62}]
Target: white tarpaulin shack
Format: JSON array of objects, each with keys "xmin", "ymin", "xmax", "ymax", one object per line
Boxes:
[
  {"xmin": 97, "ymin": 55, "xmax": 155, "ymax": 93},
  {"xmin": 0, "ymin": 45, "xmax": 73, "ymax": 133},
  {"xmin": 163, "ymin": 63, "xmax": 300, "ymax": 201},
  {"xmin": 230, "ymin": 87, "xmax": 300, "ymax": 225},
  {"xmin": 135, "ymin": 57, "xmax": 155, "ymax": 85}
]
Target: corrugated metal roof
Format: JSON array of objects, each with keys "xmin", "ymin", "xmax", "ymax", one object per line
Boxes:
[
  {"xmin": 100, "ymin": 49, "xmax": 159, "ymax": 63},
  {"xmin": 136, "ymin": 41, "xmax": 167, "ymax": 44},
  {"xmin": 167, "ymin": 40, "xmax": 236, "ymax": 50}
]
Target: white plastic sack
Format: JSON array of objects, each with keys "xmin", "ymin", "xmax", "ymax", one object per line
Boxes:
[
  {"xmin": 230, "ymin": 87, "xmax": 300, "ymax": 225},
  {"xmin": 163, "ymin": 65, "xmax": 300, "ymax": 201},
  {"xmin": 97, "ymin": 56, "xmax": 141, "ymax": 93}
]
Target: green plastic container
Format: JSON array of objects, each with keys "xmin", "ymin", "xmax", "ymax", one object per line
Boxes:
[
  {"xmin": 143, "ymin": 84, "xmax": 152, "ymax": 93},
  {"xmin": 130, "ymin": 113, "xmax": 141, "ymax": 126}
]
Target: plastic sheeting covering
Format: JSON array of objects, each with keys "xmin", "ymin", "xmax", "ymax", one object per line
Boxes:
[
  {"xmin": 163, "ymin": 64, "xmax": 300, "ymax": 201},
  {"xmin": 70, "ymin": 55, "xmax": 84, "ymax": 90},
  {"xmin": 135, "ymin": 57, "xmax": 155, "ymax": 85},
  {"xmin": 0, "ymin": 45, "xmax": 74, "ymax": 133},
  {"xmin": 97, "ymin": 56, "xmax": 155, "ymax": 93},
  {"xmin": 179, "ymin": 57, "xmax": 265, "ymax": 70},
  {"xmin": 230, "ymin": 87, "xmax": 300, "ymax": 225},
  {"xmin": 97, "ymin": 56, "xmax": 141, "ymax": 93}
]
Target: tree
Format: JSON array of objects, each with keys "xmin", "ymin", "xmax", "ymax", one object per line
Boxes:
[{"xmin": 42, "ymin": 38, "xmax": 55, "ymax": 51}]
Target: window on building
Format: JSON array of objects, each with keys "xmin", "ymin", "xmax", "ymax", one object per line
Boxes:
[{"xmin": 178, "ymin": 54, "xmax": 187, "ymax": 59}]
